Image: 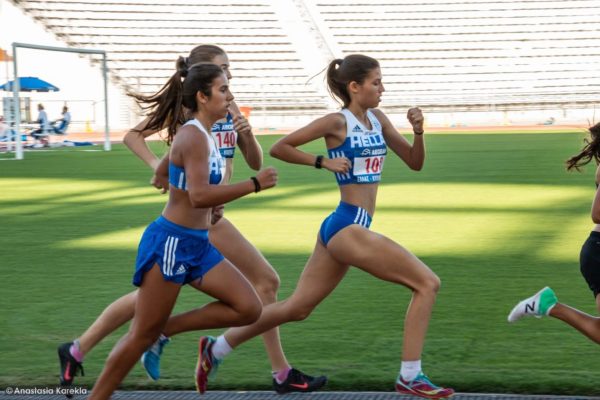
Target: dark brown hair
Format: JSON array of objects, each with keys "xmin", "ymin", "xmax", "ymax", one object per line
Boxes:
[
  {"xmin": 566, "ymin": 122, "xmax": 600, "ymax": 171},
  {"xmin": 130, "ymin": 62, "xmax": 224, "ymax": 144},
  {"xmin": 129, "ymin": 45, "xmax": 227, "ymax": 143},
  {"xmin": 326, "ymin": 54, "xmax": 379, "ymax": 108}
]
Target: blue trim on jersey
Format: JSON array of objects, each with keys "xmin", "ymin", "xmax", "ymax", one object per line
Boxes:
[
  {"xmin": 328, "ymin": 109, "xmax": 387, "ymax": 185},
  {"xmin": 168, "ymin": 160, "xmax": 222, "ymax": 188},
  {"xmin": 169, "ymin": 162, "xmax": 187, "ymax": 190},
  {"xmin": 168, "ymin": 119, "xmax": 225, "ymax": 190},
  {"xmin": 211, "ymin": 113, "xmax": 237, "ymax": 159},
  {"xmin": 319, "ymin": 201, "xmax": 372, "ymax": 246}
]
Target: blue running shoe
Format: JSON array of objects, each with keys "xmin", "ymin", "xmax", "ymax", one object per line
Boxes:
[{"xmin": 141, "ymin": 335, "xmax": 170, "ymax": 380}]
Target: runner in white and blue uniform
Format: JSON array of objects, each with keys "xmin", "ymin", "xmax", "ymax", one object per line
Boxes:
[
  {"xmin": 214, "ymin": 54, "xmax": 455, "ymax": 400},
  {"xmin": 168, "ymin": 118, "xmax": 226, "ymax": 189},
  {"xmin": 87, "ymin": 61, "xmax": 280, "ymax": 400},
  {"xmin": 57, "ymin": 45, "xmax": 327, "ymax": 396},
  {"xmin": 319, "ymin": 107, "xmax": 387, "ymax": 245},
  {"xmin": 508, "ymin": 122, "xmax": 600, "ymax": 346}
]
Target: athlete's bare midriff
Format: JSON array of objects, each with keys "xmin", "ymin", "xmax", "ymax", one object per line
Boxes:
[
  {"xmin": 339, "ymin": 183, "xmax": 379, "ymax": 216},
  {"xmin": 162, "ymin": 187, "xmax": 212, "ymax": 230}
]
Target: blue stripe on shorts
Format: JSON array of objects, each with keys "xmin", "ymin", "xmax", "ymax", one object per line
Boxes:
[
  {"xmin": 133, "ymin": 215, "xmax": 224, "ymax": 286},
  {"xmin": 319, "ymin": 201, "xmax": 372, "ymax": 246}
]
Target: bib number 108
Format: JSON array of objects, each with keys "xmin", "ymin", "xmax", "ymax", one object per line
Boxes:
[{"xmin": 364, "ymin": 156, "xmax": 384, "ymax": 173}]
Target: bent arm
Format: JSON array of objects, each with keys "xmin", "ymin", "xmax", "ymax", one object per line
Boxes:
[
  {"xmin": 374, "ymin": 109, "xmax": 425, "ymax": 171},
  {"xmin": 182, "ymin": 129, "xmax": 263, "ymax": 208},
  {"xmin": 123, "ymin": 117, "xmax": 163, "ymax": 170},
  {"xmin": 270, "ymin": 114, "xmax": 340, "ymax": 167},
  {"xmin": 230, "ymin": 101, "xmax": 262, "ymax": 170}
]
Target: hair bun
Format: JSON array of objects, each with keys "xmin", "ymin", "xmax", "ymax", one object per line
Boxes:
[{"xmin": 176, "ymin": 56, "xmax": 189, "ymax": 77}]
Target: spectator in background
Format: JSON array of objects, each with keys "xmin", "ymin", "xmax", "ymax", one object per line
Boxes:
[
  {"xmin": 53, "ymin": 106, "xmax": 71, "ymax": 134},
  {"xmin": 31, "ymin": 103, "xmax": 50, "ymax": 146},
  {"xmin": 0, "ymin": 116, "xmax": 8, "ymax": 139}
]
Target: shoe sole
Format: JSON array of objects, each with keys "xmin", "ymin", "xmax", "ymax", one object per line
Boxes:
[
  {"xmin": 57, "ymin": 344, "xmax": 78, "ymax": 398},
  {"xmin": 58, "ymin": 346, "xmax": 74, "ymax": 386},
  {"xmin": 396, "ymin": 389, "xmax": 454, "ymax": 399},
  {"xmin": 274, "ymin": 376, "xmax": 328, "ymax": 394},
  {"xmin": 140, "ymin": 353, "xmax": 159, "ymax": 381},
  {"xmin": 396, "ymin": 384, "xmax": 454, "ymax": 399},
  {"xmin": 507, "ymin": 300, "xmax": 527, "ymax": 322},
  {"xmin": 195, "ymin": 337, "xmax": 210, "ymax": 394}
]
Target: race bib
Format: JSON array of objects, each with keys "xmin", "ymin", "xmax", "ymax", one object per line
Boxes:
[
  {"xmin": 213, "ymin": 131, "xmax": 236, "ymax": 158},
  {"xmin": 353, "ymin": 156, "xmax": 384, "ymax": 183}
]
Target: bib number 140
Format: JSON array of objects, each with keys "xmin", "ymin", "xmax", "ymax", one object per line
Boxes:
[{"xmin": 215, "ymin": 131, "xmax": 235, "ymax": 148}]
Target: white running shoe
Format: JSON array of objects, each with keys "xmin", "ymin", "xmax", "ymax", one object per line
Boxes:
[{"xmin": 508, "ymin": 286, "xmax": 558, "ymax": 322}]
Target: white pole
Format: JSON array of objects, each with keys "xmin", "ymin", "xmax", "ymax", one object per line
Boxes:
[
  {"xmin": 12, "ymin": 43, "xmax": 22, "ymax": 160},
  {"xmin": 102, "ymin": 53, "xmax": 110, "ymax": 151}
]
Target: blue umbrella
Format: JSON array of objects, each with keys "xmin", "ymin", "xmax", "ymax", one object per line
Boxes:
[{"xmin": 0, "ymin": 76, "xmax": 59, "ymax": 92}]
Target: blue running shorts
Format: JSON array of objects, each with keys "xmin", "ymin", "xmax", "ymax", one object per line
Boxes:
[
  {"xmin": 133, "ymin": 215, "xmax": 224, "ymax": 286},
  {"xmin": 319, "ymin": 201, "xmax": 372, "ymax": 246}
]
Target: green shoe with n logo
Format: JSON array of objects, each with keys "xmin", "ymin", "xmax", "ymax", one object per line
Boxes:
[{"xmin": 508, "ymin": 286, "xmax": 558, "ymax": 322}]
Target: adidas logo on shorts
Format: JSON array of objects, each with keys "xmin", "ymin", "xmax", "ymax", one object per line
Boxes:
[{"xmin": 175, "ymin": 264, "xmax": 186, "ymax": 275}]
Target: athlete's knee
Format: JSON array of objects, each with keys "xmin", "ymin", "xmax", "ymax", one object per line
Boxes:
[
  {"xmin": 233, "ymin": 294, "xmax": 263, "ymax": 326},
  {"xmin": 420, "ymin": 273, "xmax": 441, "ymax": 296},
  {"xmin": 129, "ymin": 326, "xmax": 162, "ymax": 349},
  {"xmin": 287, "ymin": 303, "xmax": 314, "ymax": 322},
  {"xmin": 254, "ymin": 270, "xmax": 280, "ymax": 304},
  {"xmin": 427, "ymin": 272, "xmax": 441, "ymax": 294}
]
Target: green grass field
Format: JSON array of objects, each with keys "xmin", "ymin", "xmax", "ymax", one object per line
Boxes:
[{"xmin": 1, "ymin": 130, "xmax": 599, "ymax": 395}]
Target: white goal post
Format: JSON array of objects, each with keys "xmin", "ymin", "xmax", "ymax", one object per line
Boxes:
[{"xmin": 10, "ymin": 42, "xmax": 110, "ymax": 160}]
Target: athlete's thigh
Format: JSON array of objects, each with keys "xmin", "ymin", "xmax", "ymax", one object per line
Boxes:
[
  {"xmin": 327, "ymin": 226, "xmax": 437, "ymax": 290},
  {"xmin": 132, "ymin": 264, "xmax": 181, "ymax": 334},
  {"xmin": 286, "ymin": 238, "xmax": 350, "ymax": 311},
  {"xmin": 195, "ymin": 258, "xmax": 259, "ymax": 306},
  {"xmin": 209, "ymin": 217, "xmax": 277, "ymax": 286}
]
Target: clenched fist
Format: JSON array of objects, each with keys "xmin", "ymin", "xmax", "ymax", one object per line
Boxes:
[
  {"xmin": 323, "ymin": 156, "xmax": 352, "ymax": 174},
  {"xmin": 233, "ymin": 114, "xmax": 252, "ymax": 137},
  {"xmin": 407, "ymin": 107, "xmax": 424, "ymax": 134},
  {"xmin": 255, "ymin": 167, "xmax": 278, "ymax": 191}
]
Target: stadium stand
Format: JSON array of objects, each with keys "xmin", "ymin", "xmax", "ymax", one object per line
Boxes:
[
  {"xmin": 8, "ymin": 0, "xmax": 600, "ymax": 119},
  {"xmin": 309, "ymin": 0, "xmax": 600, "ymax": 112}
]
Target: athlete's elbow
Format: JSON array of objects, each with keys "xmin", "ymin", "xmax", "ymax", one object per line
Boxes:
[
  {"xmin": 591, "ymin": 211, "xmax": 600, "ymax": 224},
  {"xmin": 269, "ymin": 144, "xmax": 282, "ymax": 160},
  {"xmin": 189, "ymin": 192, "xmax": 215, "ymax": 209},
  {"xmin": 410, "ymin": 161, "xmax": 424, "ymax": 171},
  {"xmin": 248, "ymin": 157, "xmax": 262, "ymax": 171},
  {"xmin": 123, "ymin": 130, "xmax": 134, "ymax": 147}
]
